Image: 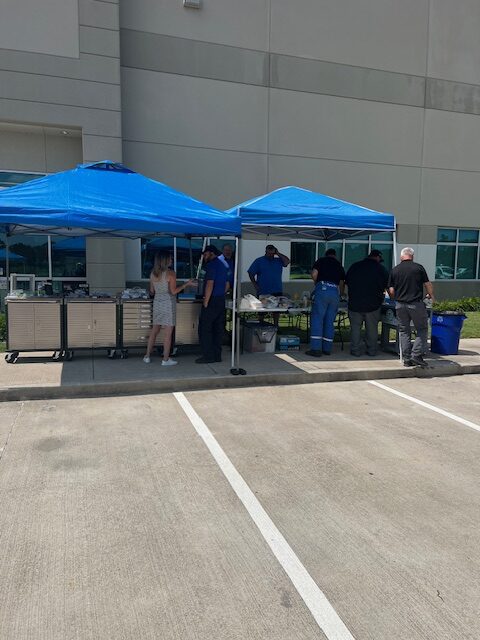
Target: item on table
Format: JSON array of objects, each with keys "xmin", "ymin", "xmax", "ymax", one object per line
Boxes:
[{"xmin": 121, "ymin": 287, "xmax": 150, "ymax": 300}]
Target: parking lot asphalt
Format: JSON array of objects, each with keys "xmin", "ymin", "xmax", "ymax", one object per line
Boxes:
[{"xmin": 0, "ymin": 376, "xmax": 479, "ymax": 639}]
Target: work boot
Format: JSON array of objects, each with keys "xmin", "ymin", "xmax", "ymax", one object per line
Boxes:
[
  {"xmin": 305, "ymin": 349, "xmax": 322, "ymax": 357},
  {"xmin": 411, "ymin": 355, "xmax": 428, "ymax": 368}
]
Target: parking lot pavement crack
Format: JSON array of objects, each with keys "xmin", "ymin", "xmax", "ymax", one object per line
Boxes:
[{"xmin": 0, "ymin": 402, "xmax": 24, "ymax": 465}]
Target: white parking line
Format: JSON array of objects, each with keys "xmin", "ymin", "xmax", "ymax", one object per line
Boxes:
[
  {"xmin": 369, "ymin": 380, "xmax": 480, "ymax": 433},
  {"xmin": 174, "ymin": 391, "xmax": 356, "ymax": 640}
]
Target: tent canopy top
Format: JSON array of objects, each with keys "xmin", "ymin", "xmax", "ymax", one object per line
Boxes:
[
  {"xmin": 228, "ymin": 186, "xmax": 396, "ymax": 240},
  {"xmin": 0, "ymin": 161, "xmax": 241, "ymax": 238}
]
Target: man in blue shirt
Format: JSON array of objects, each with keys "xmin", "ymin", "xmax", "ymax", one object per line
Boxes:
[
  {"xmin": 248, "ymin": 245, "xmax": 290, "ymax": 326},
  {"xmin": 196, "ymin": 245, "xmax": 229, "ymax": 364},
  {"xmin": 248, "ymin": 245, "xmax": 290, "ymax": 296}
]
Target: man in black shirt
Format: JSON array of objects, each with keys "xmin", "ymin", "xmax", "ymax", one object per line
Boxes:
[
  {"xmin": 388, "ymin": 247, "xmax": 435, "ymax": 368},
  {"xmin": 345, "ymin": 249, "xmax": 388, "ymax": 357},
  {"xmin": 306, "ymin": 248, "xmax": 345, "ymax": 357}
]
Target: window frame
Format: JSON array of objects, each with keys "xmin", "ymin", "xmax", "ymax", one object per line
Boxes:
[
  {"xmin": 436, "ymin": 227, "xmax": 480, "ymax": 281},
  {"xmin": 289, "ymin": 234, "xmax": 394, "ymax": 281}
]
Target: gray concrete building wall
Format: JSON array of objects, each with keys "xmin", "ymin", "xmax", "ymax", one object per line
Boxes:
[
  {"xmin": 119, "ymin": 0, "xmax": 480, "ymax": 298},
  {"xmin": 0, "ymin": 0, "xmax": 124, "ymax": 292}
]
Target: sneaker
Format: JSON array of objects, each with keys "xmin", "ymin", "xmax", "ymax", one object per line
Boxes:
[
  {"xmin": 143, "ymin": 356, "xmax": 151, "ymax": 364},
  {"xmin": 403, "ymin": 359, "xmax": 415, "ymax": 367},
  {"xmin": 411, "ymin": 355, "xmax": 428, "ymax": 368},
  {"xmin": 162, "ymin": 359, "xmax": 177, "ymax": 366},
  {"xmin": 305, "ymin": 349, "xmax": 322, "ymax": 357}
]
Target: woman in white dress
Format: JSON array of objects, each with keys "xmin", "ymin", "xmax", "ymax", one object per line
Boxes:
[{"xmin": 144, "ymin": 251, "xmax": 195, "ymax": 365}]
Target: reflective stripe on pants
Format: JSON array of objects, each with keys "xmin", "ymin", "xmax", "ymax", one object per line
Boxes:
[{"xmin": 310, "ymin": 284, "xmax": 339, "ymax": 353}]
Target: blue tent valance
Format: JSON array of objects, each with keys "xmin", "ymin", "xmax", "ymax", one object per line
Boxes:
[
  {"xmin": 228, "ymin": 186, "xmax": 395, "ymax": 240},
  {"xmin": 0, "ymin": 161, "xmax": 240, "ymax": 238}
]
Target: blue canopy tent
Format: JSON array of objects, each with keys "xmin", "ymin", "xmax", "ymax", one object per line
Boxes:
[
  {"xmin": 227, "ymin": 186, "xmax": 396, "ymax": 240},
  {"xmin": 0, "ymin": 161, "xmax": 241, "ymax": 367},
  {"xmin": 0, "ymin": 161, "xmax": 241, "ymax": 238},
  {"xmin": 227, "ymin": 186, "xmax": 397, "ymax": 373}
]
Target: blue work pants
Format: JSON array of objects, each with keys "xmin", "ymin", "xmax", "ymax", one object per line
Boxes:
[{"xmin": 310, "ymin": 283, "xmax": 339, "ymax": 353}]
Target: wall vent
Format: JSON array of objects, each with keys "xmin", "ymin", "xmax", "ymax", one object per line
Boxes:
[{"xmin": 183, "ymin": 0, "xmax": 201, "ymax": 8}]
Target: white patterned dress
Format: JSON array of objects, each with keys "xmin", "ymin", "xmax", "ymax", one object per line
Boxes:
[{"xmin": 152, "ymin": 273, "xmax": 176, "ymax": 326}]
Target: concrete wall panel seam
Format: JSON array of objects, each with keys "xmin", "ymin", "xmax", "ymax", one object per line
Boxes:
[{"xmin": 0, "ymin": 67, "xmax": 120, "ymax": 87}]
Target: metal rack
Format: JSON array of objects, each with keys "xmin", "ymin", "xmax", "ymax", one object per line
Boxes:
[{"xmin": 5, "ymin": 298, "xmax": 63, "ymax": 363}]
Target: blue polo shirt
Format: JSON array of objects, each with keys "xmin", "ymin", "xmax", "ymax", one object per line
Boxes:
[
  {"xmin": 248, "ymin": 256, "xmax": 284, "ymax": 295},
  {"xmin": 204, "ymin": 257, "xmax": 228, "ymax": 297}
]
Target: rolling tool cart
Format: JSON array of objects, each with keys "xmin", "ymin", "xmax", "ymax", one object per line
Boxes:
[
  {"xmin": 64, "ymin": 298, "xmax": 118, "ymax": 360},
  {"xmin": 5, "ymin": 297, "xmax": 63, "ymax": 363},
  {"xmin": 119, "ymin": 298, "xmax": 201, "ymax": 357}
]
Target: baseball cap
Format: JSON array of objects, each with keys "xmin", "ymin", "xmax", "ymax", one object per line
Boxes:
[
  {"xmin": 368, "ymin": 249, "xmax": 384, "ymax": 261},
  {"xmin": 202, "ymin": 244, "xmax": 220, "ymax": 255}
]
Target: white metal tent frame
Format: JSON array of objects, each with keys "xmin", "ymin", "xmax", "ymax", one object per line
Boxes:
[{"xmin": 229, "ymin": 223, "xmax": 397, "ymax": 375}]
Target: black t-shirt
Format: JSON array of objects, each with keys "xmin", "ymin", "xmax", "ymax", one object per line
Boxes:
[
  {"xmin": 312, "ymin": 256, "xmax": 346, "ymax": 285},
  {"xmin": 388, "ymin": 260, "xmax": 429, "ymax": 303},
  {"xmin": 345, "ymin": 258, "xmax": 389, "ymax": 312}
]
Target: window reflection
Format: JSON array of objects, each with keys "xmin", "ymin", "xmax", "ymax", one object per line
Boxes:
[
  {"xmin": 51, "ymin": 236, "xmax": 86, "ymax": 277},
  {"xmin": 141, "ymin": 238, "xmax": 175, "ymax": 279},
  {"xmin": 176, "ymin": 238, "xmax": 204, "ymax": 279},
  {"xmin": 1, "ymin": 234, "xmax": 49, "ymax": 276}
]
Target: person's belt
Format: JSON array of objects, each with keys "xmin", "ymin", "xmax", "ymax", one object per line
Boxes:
[{"xmin": 317, "ymin": 280, "xmax": 338, "ymax": 288}]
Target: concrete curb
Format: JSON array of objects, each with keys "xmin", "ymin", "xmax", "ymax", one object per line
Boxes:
[{"xmin": 1, "ymin": 361, "xmax": 479, "ymax": 402}]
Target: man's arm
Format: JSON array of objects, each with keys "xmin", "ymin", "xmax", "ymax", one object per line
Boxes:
[
  {"xmin": 388, "ymin": 287, "xmax": 395, "ymax": 298},
  {"xmin": 311, "ymin": 268, "xmax": 318, "ymax": 283},
  {"xmin": 275, "ymin": 248, "xmax": 290, "ymax": 267},
  {"xmin": 203, "ymin": 279, "xmax": 214, "ymax": 308},
  {"xmin": 424, "ymin": 281, "xmax": 434, "ymax": 303},
  {"xmin": 339, "ymin": 279, "xmax": 345, "ymax": 297},
  {"xmin": 248, "ymin": 272, "xmax": 259, "ymax": 292}
]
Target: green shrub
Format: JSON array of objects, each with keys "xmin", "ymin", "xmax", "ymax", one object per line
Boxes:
[
  {"xmin": 0, "ymin": 312, "xmax": 5, "ymax": 341},
  {"xmin": 433, "ymin": 297, "xmax": 480, "ymax": 313}
]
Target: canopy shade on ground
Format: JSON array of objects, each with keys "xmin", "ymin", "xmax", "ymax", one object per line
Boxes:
[
  {"xmin": 228, "ymin": 186, "xmax": 395, "ymax": 240},
  {"xmin": 0, "ymin": 161, "xmax": 241, "ymax": 238}
]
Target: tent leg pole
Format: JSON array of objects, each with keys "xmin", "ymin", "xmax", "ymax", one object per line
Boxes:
[
  {"xmin": 230, "ymin": 237, "xmax": 238, "ymax": 371},
  {"xmin": 230, "ymin": 236, "xmax": 245, "ymax": 375},
  {"xmin": 5, "ymin": 233, "xmax": 10, "ymax": 287},
  {"xmin": 189, "ymin": 237, "xmax": 193, "ymax": 279},
  {"xmin": 392, "ymin": 229, "xmax": 403, "ymax": 362}
]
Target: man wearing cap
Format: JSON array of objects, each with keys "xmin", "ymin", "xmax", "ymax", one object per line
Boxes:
[
  {"xmin": 388, "ymin": 247, "xmax": 434, "ymax": 368},
  {"xmin": 306, "ymin": 248, "xmax": 346, "ymax": 357},
  {"xmin": 196, "ymin": 245, "xmax": 229, "ymax": 364},
  {"xmin": 345, "ymin": 249, "xmax": 389, "ymax": 357}
]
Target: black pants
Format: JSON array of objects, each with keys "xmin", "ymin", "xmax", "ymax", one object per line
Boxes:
[{"xmin": 199, "ymin": 296, "xmax": 225, "ymax": 361}]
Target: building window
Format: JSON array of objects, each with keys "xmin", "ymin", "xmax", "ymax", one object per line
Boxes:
[
  {"xmin": 141, "ymin": 237, "xmax": 205, "ymax": 280},
  {"xmin": 51, "ymin": 236, "xmax": 86, "ymax": 278},
  {"xmin": 1, "ymin": 234, "xmax": 49, "ymax": 277},
  {"xmin": 0, "ymin": 170, "xmax": 45, "ymax": 188},
  {"xmin": 436, "ymin": 228, "xmax": 480, "ymax": 280},
  {"xmin": 290, "ymin": 242, "xmax": 316, "ymax": 280},
  {"xmin": 289, "ymin": 233, "xmax": 394, "ymax": 279}
]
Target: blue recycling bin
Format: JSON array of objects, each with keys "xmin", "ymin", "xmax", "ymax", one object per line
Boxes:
[{"xmin": 431, "ymin": 312, "xmax": 467, "ymax": 355}]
